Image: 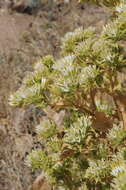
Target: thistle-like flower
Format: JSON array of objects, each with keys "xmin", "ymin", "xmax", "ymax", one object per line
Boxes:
[
  {"xmin": 107, "ymin": 122, "xmax": 126, "ymax": 146},
  {"xmin": 64, "ymin": 116, "xmax": 92, "ymax": 145}
]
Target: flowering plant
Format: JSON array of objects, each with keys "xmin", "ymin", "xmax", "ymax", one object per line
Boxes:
[{"xmin": 10, "ymin": 0, "xmax": 126, "ymax": 189}]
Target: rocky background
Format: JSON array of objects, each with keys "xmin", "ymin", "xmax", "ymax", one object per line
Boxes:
[{"xmin": 0, "ymin": 1, "xmax": 108, "ymax": 189}]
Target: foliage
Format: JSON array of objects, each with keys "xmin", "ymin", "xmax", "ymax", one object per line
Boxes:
[{"xmin": 10, "ymin": 0, "xmax": 126, "ymax": 189}]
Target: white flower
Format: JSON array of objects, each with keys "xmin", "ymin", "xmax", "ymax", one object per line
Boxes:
[
  {"xmin": 111, "ymin": 165, "xmax": 125, "ymax": 177},
  {"xmin": 41, "ymin": 77, "xmax": 47, "ymax": 89},
  {"xmin": 53, "ymin": 55, "xmax": 75, "ymax": 75},
  {"xmin": 79, "ymin": 65, "xmax": 99, "ymax": 84}
]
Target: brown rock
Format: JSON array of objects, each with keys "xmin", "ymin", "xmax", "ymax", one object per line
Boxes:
[
  {"xmin": 15, "ymin": 134, "xmax": 33, "ymax": 158},
  {"xmin": 8, "ymin": 0, "xmax": 41, "ymax": 13}
]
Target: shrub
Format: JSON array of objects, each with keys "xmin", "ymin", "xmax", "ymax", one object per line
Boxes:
[{"xmin": 10, "ymin": 0, "xmax": 126, "ymax": 189}]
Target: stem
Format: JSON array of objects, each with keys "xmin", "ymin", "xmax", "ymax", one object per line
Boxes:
[
  {"xmin": 108, "ymin": 71, "xmax": 125, "ymax": 127},
  {"xmin": 90, "ymin": 89, "xmax": 97, "ymax": 111},
  {"xmin": 115, "ymin": 95, "xmax": 126, "ymax": 129}
]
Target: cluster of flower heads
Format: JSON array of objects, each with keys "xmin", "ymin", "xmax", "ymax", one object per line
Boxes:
[
  {"xmin": 10, "ymin": 0, "xmax": 126, "ymax": 189},
  {"xmin": 26, "ymin": 116, "xmax": 126, "ymax": 189}
]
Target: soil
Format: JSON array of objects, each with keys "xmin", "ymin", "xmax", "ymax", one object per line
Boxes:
[{"xmin": 0, "ymin": 1, "xmax": 108, "ymax": 189}]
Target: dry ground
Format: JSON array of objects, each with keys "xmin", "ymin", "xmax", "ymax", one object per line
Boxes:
[{"xmin": 0, "ymin": 1, "xmax": 108, "ymax": 189}]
